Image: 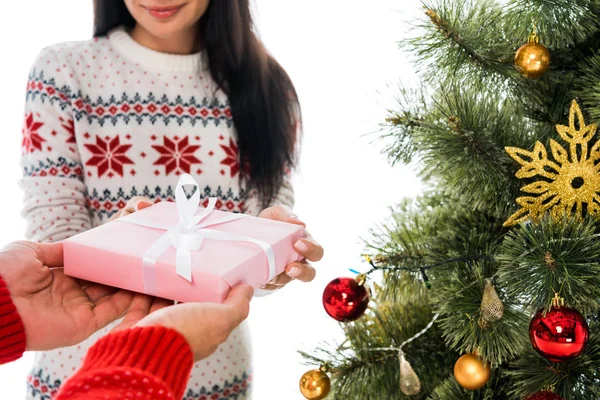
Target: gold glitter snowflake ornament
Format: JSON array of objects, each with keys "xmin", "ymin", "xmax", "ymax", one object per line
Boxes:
[{"xmin": 504, "ymin": 100, "xmax": 600, "ymax": 226}]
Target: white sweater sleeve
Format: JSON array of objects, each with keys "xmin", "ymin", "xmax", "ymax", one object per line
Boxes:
[
  {"xmin": 270, "ymin": 173, "xmax": 295, "ymax": 209},
  {"xmin": 19, "ymin": 48, "xmax": 92, "ymax": 243},
  {"xmin": 243, "ymin": 172, "xmax": 295, "ymax": 216}
]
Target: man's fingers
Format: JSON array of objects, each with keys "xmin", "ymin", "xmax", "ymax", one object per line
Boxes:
[
  {"xmin": 111, "ymin": 293, "xmax": 153, "ymax": 332},
  {"xmin": 36, "ymin": 242, "xmax": 64, "ymax": 268},
  {"xmin": 91, "ymin": 290, "xmax": 135, "ymax": 332},
  {"xmin": 75, "ymin": 278, "xmax": 92, "ymax": 288},
  {"xmin": 223, "ymin": 285, "xmax": 254, "ymax": 305},
  {"xmin": 222, "ymin": 285, "xmax": 253, "ymax": 325},
  {"xmin": 83, "ymin": 283, "xmax": 119, "ymax": 302},
  {"xmin": 150, "ymin": 297, "xmax": 174, "ymax": 313}
]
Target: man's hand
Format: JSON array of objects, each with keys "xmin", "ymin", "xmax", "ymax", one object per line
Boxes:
[
  {"xmin": 113, "ymin": 285, "xmax": 254, "ymax": 361},
  {"xmin": 1, "ymin": 241, "xmax": 135, "ymax": 350}
]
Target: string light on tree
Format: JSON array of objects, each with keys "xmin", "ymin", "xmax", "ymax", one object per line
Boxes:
[
  {"xmin": 362, "ymin": 314, "xmax": 439, "ymax": 397},
  {"xmin": 399, "ymin": 352, "xmax": 421, "ymax": 396},
  {"xmin": 529, "ymin": 294, "xmax": 589, "ymax": 362},
  {"xmin": 515, "ymin": 28, "xmax": 550, "ymax": 79}
]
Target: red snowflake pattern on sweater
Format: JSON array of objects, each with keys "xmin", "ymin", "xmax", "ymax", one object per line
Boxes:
[
  {"xmin": 61, "ymin": 118, "xmax": 76, "ymax": 142},
  {"xmin": 84, "ymin": 135, "xmax": 134, "ymax": 177},
  {"xmin": 152, "ymin": 136, "xmax": 201, "ymax": 175},
  {"xmin": 219, "ymin": 138, "xmax": 246, "ymax": 178},
  {"xmin": 60, "ymin": 118, "xmax": 77, "ymax": 153},
  {"xmin": 22, "ymin": 113, "xmax": 46, "ymax": 153}
]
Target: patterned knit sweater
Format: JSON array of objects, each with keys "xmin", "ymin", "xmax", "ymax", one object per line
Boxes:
[{"xmin": 19, "ymin": 27, "xmax": 294, "ymax": 399}]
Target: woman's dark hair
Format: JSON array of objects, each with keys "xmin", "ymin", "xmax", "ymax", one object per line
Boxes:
[{"xmin": 93, "ymin": 1, "xmax": 300, "ymax": 207}]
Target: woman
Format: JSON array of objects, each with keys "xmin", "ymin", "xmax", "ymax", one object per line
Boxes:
[{"xmin": 19, "ymin": 1, "xmax": 323, "ymax": 398}]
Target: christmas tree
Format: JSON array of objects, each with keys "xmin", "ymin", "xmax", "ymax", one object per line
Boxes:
[{"xmin": 300, "ymin": 1, "xmax": 600, "ymax": 399}]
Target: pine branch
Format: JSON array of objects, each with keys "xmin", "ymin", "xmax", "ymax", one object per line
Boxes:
[
  {"xmin": 418, "ymin": 86, "xmax": 528, "ymax": 216},
  {"xmin": 497, "ymin": 216, "xmax": 600, "ymax": 315},
  {"xmin": 379, "ymin": 83, "xmax": 537, "ymax": 217},
  {"xmin": 431, "ymin": 263, "xmax": 530, "ymax": 367},
  {"xmin": 574, "ymin": 52, "xmax": 600, "ymax": 123},
  {"xmin": 504, "ymin": 0, "xmax": 599, "ymax": 49},
  {"xmin": 364, "ymin": 196, "xmax": 445, "ymax": 274},
  {"xmin": 408, "ymin": 0, "xmax": 514, "ymax": 82},
  {"xmin": 364, "ymin": 194, "xmax": 505, "ymax": 300},
  {"xmin": 381, "ymin": 86, "xmax": 429, "ymax": 165}
]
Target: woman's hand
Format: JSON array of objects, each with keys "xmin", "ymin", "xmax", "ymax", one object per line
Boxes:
[
  {"xmin": 108, "ymin": 196, "xmax": 153, "ymax": 221},
  {"xmin": 113, "ymin": 285, "xmax": 253, "ymax": 361},
  {"xmin": 1, "ymin": 241, "xmax": 136, "ymax": 351},
  {"xmin": 257, "ymin": 205, "xmax": 324, "ymax": 291}
]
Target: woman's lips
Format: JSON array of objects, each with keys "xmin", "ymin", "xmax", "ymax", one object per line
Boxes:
[{"xmin": 145, "ymin": 5, "xmax": 183, "ymax": 19}]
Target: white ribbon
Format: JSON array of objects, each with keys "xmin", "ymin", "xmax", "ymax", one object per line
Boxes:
[{"xmin": 118, "ymin": 174, "xmax": 276, "ymax": 295}]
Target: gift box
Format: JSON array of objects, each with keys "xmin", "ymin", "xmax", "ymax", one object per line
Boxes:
[{"xmin": 63, "ymin": 174, "xmax": 304, "ymax": 303}]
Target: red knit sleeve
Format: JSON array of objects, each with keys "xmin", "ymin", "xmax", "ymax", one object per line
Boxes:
[
  {"xmin": 55, "ymin": 326, "xmax": 193, "ymax": 400},
  {"xmin": 0, "ymin": 275, "xmax": 26, "ymax": 364}
]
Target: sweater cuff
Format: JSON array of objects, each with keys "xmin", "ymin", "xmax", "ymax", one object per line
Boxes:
[
  {"xmin": 0, "ymin": 275, "xmax": 26, "ymax": 364},
  {"xmin": 77, "ymin": 326, "xmax": 193, "ymax": 398}
]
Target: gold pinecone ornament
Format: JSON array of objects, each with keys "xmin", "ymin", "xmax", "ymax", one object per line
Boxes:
[{"xmin": 479, "ymin": 279, "xmax": 504, "ymax": 329}]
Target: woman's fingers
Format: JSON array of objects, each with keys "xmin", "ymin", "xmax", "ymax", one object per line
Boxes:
[
  {"xmin": 259, "ymin": 260, "xmax": 316, "ymax": 291},
  {"xmin": 293, "ymin": 232, "xmax": 324, "ymax": 262},
  {"xmin": 108, "ymin": 196, "xmax": 152, "ymax": 222},
  {"xmin": 285, "ymin": 260, "xmax": 316, "ymax": 282},
  {"xmin": 137, "ymin": 200, "xmax": 152, "ymax": 211},
  {"xmin": 258, "ymin": 205, "xmax": 306, "ymax": 227},
  {"xmin": 125, "ymin": 196, "xmax": 151, "ymax": 212}
]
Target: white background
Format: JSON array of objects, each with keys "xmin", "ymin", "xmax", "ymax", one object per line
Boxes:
[{"xmin": 0, "ymin": 1, "xmax": 423, "ymax": 398}]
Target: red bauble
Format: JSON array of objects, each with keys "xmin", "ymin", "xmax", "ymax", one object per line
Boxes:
[
  {"xmin": 529, "ymin": 305, "xmax": 589, "ymax": 362},
  {"xmin": 526, "ymin": 391, "xmax": 563, "ymax": 400},
  {"xmin": 322, "ymin": 277, "xmax": 370, "ymax": 322}
]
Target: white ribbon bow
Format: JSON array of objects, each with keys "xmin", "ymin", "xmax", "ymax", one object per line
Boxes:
[{"xmin": 119, "ymin": 174, "xmax": 276, "ymax": 295}]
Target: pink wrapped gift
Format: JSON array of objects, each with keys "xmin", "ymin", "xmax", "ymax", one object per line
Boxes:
[{"xmin": 63, "ymin": 174, "xmax": 304, "ymax": 303}]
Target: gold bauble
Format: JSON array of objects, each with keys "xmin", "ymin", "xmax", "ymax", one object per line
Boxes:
[
  {"xmin": 453, "ymin": 353, "xmax": 491, "ymax": 391},
  {"xmin": 515, "ymin": 32, "xmax": 550, "ymax": 79},
  {"xmin": 299, "ymin": 369, "xmax": 331, "ymax": 400}
]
